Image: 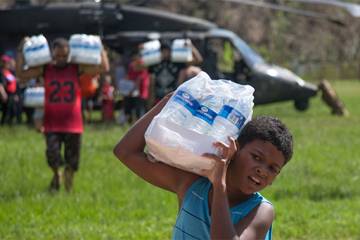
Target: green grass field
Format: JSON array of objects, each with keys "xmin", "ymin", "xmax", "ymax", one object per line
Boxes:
[{"xmin": 1, "ymin": 80, "xmax": 359, "ymax": 240}]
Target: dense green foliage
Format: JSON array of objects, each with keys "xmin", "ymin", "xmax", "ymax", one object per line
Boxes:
[{"xmin": 1, "ymin": 80, "xmax": 359, "ymax": 239}]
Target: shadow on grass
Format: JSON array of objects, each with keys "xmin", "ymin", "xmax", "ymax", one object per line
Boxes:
[{"xmin": 272, "ymin": 186, "xmax": 356, "ymax": 201}]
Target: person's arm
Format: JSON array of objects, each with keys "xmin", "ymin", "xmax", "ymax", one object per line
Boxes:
[
  {"xmin": 15, "ymin": 38, "xmax": 43, "ymax": 82},
  {"xmin": 113, "ymin": 94, "xmax": 197, "ymax": 198},
  {"xmin": 79, "ymin": 49, "xmax": 110, "ymax": 75},
  {"xmin": 178, "ymin": 65, "xmax": 202, "ymax": 86},
  {"xmin": 202, "ymin": 139, "xmax": 274, "ymax": 240},
  {"xmin": 190, "ymin": 43, "xmax": 203, "ymax": 65},
  {"xmin": 148, "ymin": 73, "xmax": 156, "ymax": 106},
  {"xmin": 0, "ymin": 84, "xmax": 7, "ymax": 103},
  {"xmin": 177, "ymin": 68, "xmax": 187, "ymax": 86}
]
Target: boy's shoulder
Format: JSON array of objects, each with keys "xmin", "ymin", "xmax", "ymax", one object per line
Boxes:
[
  {"xmin": 234, "ymin": 196, "xmax": 275, "ymax": 236},
  {"xmin": 178, "ymin": 175, "xmax": 203, "ymax": 201}
]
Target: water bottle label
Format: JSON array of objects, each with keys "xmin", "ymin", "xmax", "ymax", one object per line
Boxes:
[
  {"xmin": 24, "ymin": 44, "xmax": 46, "ymax": 53},
  {"xmin": 194, "ymin": 105, "xmax": 217, "ymax": 125},
  {"xmin": 70, "ymin": 43, "xmax": 101, "ymax": 50},
  {"xmin": 142, "ymin": 49, "xmax": 160, "ymax": 57},
  {"xmin": 172, "ymin": 90, "xmax": 200, "ymax": 115},
  {"xmin": 172, "ymin": 48, "xmax": 191, "ymax": 53},
  {"xmin": 218, "ymin": 105, "xmax": 246, "ymax": 129}
]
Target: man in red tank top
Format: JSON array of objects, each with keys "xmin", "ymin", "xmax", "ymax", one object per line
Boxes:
[{"xmin": 16, "ymin": 38, "xmax": 109, "ymax": 192}]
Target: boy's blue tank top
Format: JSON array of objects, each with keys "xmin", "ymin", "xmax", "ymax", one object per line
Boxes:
[{"xmin": 172, "ymin": 177, "xmax": 272, "ymax": 240}]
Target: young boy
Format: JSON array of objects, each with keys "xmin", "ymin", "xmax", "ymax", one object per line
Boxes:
[
  {"xmin": 16, "ymin": 37, "xmax": 109, "ymax": 192},
  {"xmin": 113, "ymin": 94, "xmax": 293, "ymax": 239}
]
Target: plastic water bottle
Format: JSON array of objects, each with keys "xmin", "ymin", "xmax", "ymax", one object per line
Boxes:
[
  {"xmin": 69, "ymin": 34, "xmax": 81, "ymax": 63},
  {"xmin": 165, "ymin": 89, "xmax": 200, "ymax": 126},
  {"xmin": 88, "ymin": 35, "xmax": 102, "ymax": 64},
  {"xmin": 80, "ymin": 35, "xmax": 85, "ymax": 62},
  {"xmin": 163, "ymin": 72, "xmax": 207, "ymax": 127},
  {"xmin": 38, "ymin": 35, "xmax": 51, "ymax": 63},
  {"xmin": 210, "ymin": 95, "xmax": 254, "ymax": 143},
  {"xmin": 190, "ymin": 95, "xmax": 222, "ymax": 135}
]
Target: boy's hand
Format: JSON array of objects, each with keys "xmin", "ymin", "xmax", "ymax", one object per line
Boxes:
[{"xmin": 201, "ymin": 137, "xmax": 237, "ymax": 187}]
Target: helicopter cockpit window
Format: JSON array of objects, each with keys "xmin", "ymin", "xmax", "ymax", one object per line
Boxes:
[
  {"xmin": 232, "ymin": 37, "xmax": 265, "ymax": 67},
  {"xmin": 207, "ymin": 38, "xmax": 243, "ymax": 80}
]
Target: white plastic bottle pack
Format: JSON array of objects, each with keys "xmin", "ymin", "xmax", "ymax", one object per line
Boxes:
[
  {"xmin": 145, "ymin": 71, "xmax": 254, "ymax": 174},
  {"xmin": 23, "ymin": 35, "xmax": 52, "ymax": 67},
  {"xmin": 69, "ymin": 34, "xmax": 102, "ymax": 65},
  {"xmin": 171, "ymin": 39, "xmax": 193, "ymax": 63},
  {"xmin": 140, "ymin": 40, "xmax": 161, "ymax": 66},
  {"xmin": 161, "ymin": 72, "xmax": 254, "ymax": 139},
  {"xmin": 23, "ymin": 87, "xmax": 45, "ymax": 108}
]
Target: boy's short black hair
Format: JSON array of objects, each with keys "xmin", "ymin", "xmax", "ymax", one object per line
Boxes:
[
  {"xmin": 237, "ymin": 116, "xmax": 293, "ymax": 164},
  {"xmin": 52, "ymin": 38, "xmax": 69, "ymax": 49}
]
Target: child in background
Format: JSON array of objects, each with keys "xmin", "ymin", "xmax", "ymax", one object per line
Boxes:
[
  {"xmin": 125, "ymin": 50, "xmax": 150, "ymax": 123},
  {"xmin": 101, "ymin": 74, "xmax": 115, "ymax": 122},
  {"xmin": 0, "ymin": 54, "xmax": 21, "ymax": 125},
  {"xmin": 80, "ymin": 73, "xmax": 99, "ymax": 123},
  {"xmin": 114, "ymin": 94, "xmax": 293, "ymax": 239}
]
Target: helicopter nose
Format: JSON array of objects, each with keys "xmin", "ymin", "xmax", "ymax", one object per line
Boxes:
[{"xmin": 301, "ymin": 81, "xmax": 318, "ymax": 98}]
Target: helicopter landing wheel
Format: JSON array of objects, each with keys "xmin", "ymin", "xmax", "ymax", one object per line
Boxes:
[{"xmin": 294, "ymin": 99, "xmax": 309, "ymax": 111}]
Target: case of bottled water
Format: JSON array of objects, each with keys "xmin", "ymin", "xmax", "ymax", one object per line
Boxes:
[
  {"xmin": 171, "ymin": 39, "xmax": 193, "ymax": 63},
  {"xmin": 23, "ymin": 35, "xmax": 52, "ymax": 67},
  {"xmin": 145, "ymin": 71, "xmax": 254, "ymax": 175},
  {"xmin": 69, "ymin": 34, "xmax": 102, "ymax": 65},
  {"xmin": 23, "ymin": 87, "xmax": 44, "ymax": 108},
  {"xmin": 140, "ymin": 40, "xmax": 161, "ymax": 66}
]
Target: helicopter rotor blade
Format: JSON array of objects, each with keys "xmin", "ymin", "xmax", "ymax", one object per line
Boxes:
[
  {"xmin": 126, "ymin": 0, "xmax": 151, "ymax": 7},
  {"xmin": 292, "ymin": 0, "xmax": 360, "ymax": 18},
  {"xmin": 223, "ymin": 0, "xmax": 346, "ymax": 26}
]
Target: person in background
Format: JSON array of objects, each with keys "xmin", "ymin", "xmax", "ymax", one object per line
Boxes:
[
  {"xmin": 80, "ymin": 73, "xmax": 99, "ymax": 123},
  {"xmin": 0, "ymin": 79, "xmax": 6, "ymax": 105},
  {"xmin": 111, "ymin": 56, "xmax": 127, "ymax": 125},
  {"xmin": 0, "ymin": 65, "xmax": 8, "ymax": 119},
  {"xmin": 101, "ymin": 74, "xmax": 115, "ymax": 122},
  {"xmin": 148, "ymin": 40, "xmax": 202, "ymax": 105},
  {"xmin": 125, "ymin": 49, "xmax": 150, "ymax": 123},
  {"xmin": 0, "ymin": 54, "xmax": 21, "ymax": 125},
  {"xmin": 16, "ymin": 37, "xmax": 109, "ymax": 192}
]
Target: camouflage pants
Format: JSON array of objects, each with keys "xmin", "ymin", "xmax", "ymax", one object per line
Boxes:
[{"xmin": 45, "ymin": 132, "xmax": 81, "ymax": 171}]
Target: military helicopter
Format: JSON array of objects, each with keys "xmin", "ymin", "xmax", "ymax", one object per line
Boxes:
[{"xmin": 0, "ymin": 0, "xmax": 351, "ymax": 112}]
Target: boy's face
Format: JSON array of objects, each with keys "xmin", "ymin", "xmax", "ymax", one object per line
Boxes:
[{"xmin": 229, "ymin": 139, "xmax": 285, "ymax": 195}]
